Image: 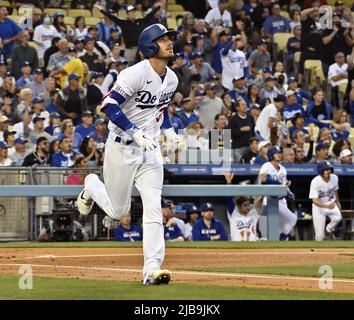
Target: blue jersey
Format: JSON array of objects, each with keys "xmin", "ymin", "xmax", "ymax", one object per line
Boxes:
[
  {"xmin": 164, "ymin": 224, "xmax": 183, "ymax": 241},
  {"xmin": 75, "ymin": 124, "xmax": 95, "ymax": 140},
  {"xmin": 114, "ymin": 225, "xmax": 142, "ymax": 242},
  {"xmin": 177, "ymin": 111, "xmax": 199, "ymax": 127},
  {"xmin": 264, "ymin": 16, "xmax": 290, "ymax": 35},
  {"xmin": 282, "ymin": 103, "xmax": 306, "ymax": 122},
  {"xmin": 192, "ymin": 218, "xmax": 228, "ymax": 241}
]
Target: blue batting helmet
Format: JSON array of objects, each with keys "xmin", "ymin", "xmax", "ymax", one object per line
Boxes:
[
  {"xmin": 267, "ymin": 146, "xmax": 282, "ymax": 161},
  {"xmin": 138, "ymin": 24, "xmax": 176, "ymax": 58},
  {"xmin": 317, "ymin": 161, "xmax": 334, "ymax": 175}
]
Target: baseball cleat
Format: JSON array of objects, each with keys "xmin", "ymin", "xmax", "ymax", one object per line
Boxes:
[
  {"xmin": 77, "ymin": 189, "xmax": 94, "ymax": 216},
  {"xmin": 144, "ymin": 269, "xmax": 171, "ymax": 285}
]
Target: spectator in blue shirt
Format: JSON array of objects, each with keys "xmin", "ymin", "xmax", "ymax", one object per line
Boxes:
[
  {"xmin": 228, "ymin": 75, "xmax": 248, "ymax": 102},
  {"xmin": 167, "ymin": 102, "xmax": 184, "ymax": 134},
  {"xmin": 163, "ymin": 214, "xmax": 184, "ymax": 242},
  {"xmin": 88, "ymin": 118, "xmax": 108, "ymax": 152},
  {"xmin": 263, "ymin": 3, "xmax": 290, "ymax": 40},
  {"xmin": 177, "ymin": 97, "xmax": 199, "ymax": 128},
  {"xmin": 45, "ymin": 89, "xmax": 60, "ymax": 114},
  {"xmin": 51, "ymin": 136, "xmax": 78, "ymax": 167},
  {"xmin": 114, "ymin": 213, "xmax": 142, "ymax": 242},
  {"xmin": 45, "ymin": 112, "xmax": 62, "ymax": 138},
  {"xmin": 288, "ymin": 113, "xmax": 309, "ymax": 138},
  {"xmin": 306, "ymin": 88, "xmax": 332, "ymax": 121},
  {"xmin": 0, "ymin": 7, "xmax": 22, "ymax": 57},
  {"xmin": 282, "ymin": 90, "xmax": 306, "ymax": 123},
  {"xmin": 210, "ymin": 29, "xmax": 232, "ymax": 74},
  {"xmin": 253, "ymin": 140, "xmax": 270, "ymax": 165},
  {"xmin": 16, "ymin": 61, "xmax": 34, "ymax": 89},
  {"xmin": 75, "ymin": 111, "xmax": 95, "ymax": 140},
  {"xmin": 287, "ymin": 77, "xmax": 312, "ymax": 105},
  {"xmin": 192, "ymin": 203, "xmax": 228, "ymax": 241}
]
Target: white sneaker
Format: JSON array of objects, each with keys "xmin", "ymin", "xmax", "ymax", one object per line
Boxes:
[
  {"xmin": 144, "ymin": 269, "xmax": 171, "ymax": 285},
  {"xmin": 77, "ymin": 189, "xmax": 94, "ymax": 216}
]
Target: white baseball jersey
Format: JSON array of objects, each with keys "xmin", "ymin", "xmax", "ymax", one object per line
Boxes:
[
  {"xmin": 33, "ymin": 25, "xmax": 60, "ymax": 59},
  {"xmin": 328, "ymin": 63, "xmax": 348, "ymax": 87},
  {"xmin": 260, "ymin": 161, "xmax": 288, "ymax": 185},
  {"xmin": 105, "ymin": 59, "xmax": 178, "ymax": 140},
  {"xmin": 309, "ymin": 174, "xmax": 339, "ymax": 205},
  {"xmin": 228, "ymin": 207, "xmax": 259, "ymax": 241},
  {"xmin": 204, "ymin": 7, "xmax": 232, "ymax": 27},
  {"xmin": 255, "ymin": 103, "xmax": 277, "ymax": 141},
  {"xmin": 221, "ymin": 49, "xmax": 247, "ymax": 90}
]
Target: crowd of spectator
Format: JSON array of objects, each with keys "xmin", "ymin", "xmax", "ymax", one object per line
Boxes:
[{"xmin": 0, "ymin": 0, "xmax": 353, "ymax": 170}]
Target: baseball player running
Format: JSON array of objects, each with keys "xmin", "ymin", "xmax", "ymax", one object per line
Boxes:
[
  {"xmin": 259, "ymin": 146, "xmax": 297, "ymax": 240},
  {"xmin": 309, "ymin": 161, "xmax": 342, "ymax": 241},
  {"xmin": 224, "ymin": 173, "xmax": 263, "ymax": 241},
  {"xmin": 77, "ymin": 24, "xmax": 180, "ymax": 285}
]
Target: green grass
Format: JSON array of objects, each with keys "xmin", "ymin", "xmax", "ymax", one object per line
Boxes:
[
  {"xmin": 1, "ymin": 275, "xmax": 354, "ymax": 300},
  {"xmin": 1, "ymin": 241, "xmax": 354, "ymax": 249},
  {"xmin": 185, "ymin": 262, "xmax": 354, "ymax": 279}
]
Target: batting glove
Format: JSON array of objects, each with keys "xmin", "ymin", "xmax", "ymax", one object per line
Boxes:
[
  {"xmin": 132, "ymin": 129, "xmax": 158, "ymax": 151},
  {"xmin": 164, "ymin": 128, "xmax": 181, "ymax": 151}
]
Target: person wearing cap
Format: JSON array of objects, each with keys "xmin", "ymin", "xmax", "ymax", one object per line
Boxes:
[
  {"xmin": 44, "ymin": 112, "xmax": 62, "ymax": 139},
  {"xmin": 263, "ymin": 2, "xmax": 290, "ymax": 40},
  {"xmin": 309, "ymin": 161, "xmax": 342, "ymax": 241},
  {"xmin": 114, "ymin": 212, "xmax": 143, "ymax": 242},
  {"xmin": 9, "ymin": 137, "xmax": 28, "ymax": 166},
  {"xmin": 204, "ymin": 0, "xmax": 232, "ymax": 28},
  {"xmin": 220, "ymin": 33, "xmax": 248, "ymax": 91},
  {"xmin": 88, "ymin": 118, "xmax": 108, "ymax": 152},
  {"xmin": 259, "ymin": 76, "xmax": 281, "ymax": 104},
  {"xmin": 49, "ymin": 45, "xmax": 85, "ymax": 89},
  {"xmin": 101, "ymin": 58, "xmax": 128, "ymax": 95},
  {"xmin": 177, "ymin": 97, "xmax": 199, "ymax": 128},
  {"xmin": 94, "ymin": 3, "xmax": 162, "ymax": 64},
  {"xmin": 106, "ymin": 27, "xmax": 122, "ymax": 49},
  {"xmin": 15, "ymin": 61, "xmax": 34, "ymax": 89},
  {"xmin": 22, "ymin": 136, "xmax": 50, "ymax": 167},
  {"xmin": 189, "ymin": 51, "xmax": 216, "ymax": 84},
  {"xmin": 75, "ymin": 111, "xmax": 95, "ymax": 140},
  {"xmin": 97, "ymin": 9, "xmax": 121, "ymax": 45},
  {"xmin": 224, "ymin": 173, "xmax": 264, "ymax": 241},
  {"xmin": 11, "ymin": 31, "xmax": 39, "ymax": 80},
  {"xmin": 240, "ymin": 137, "xmax": 260, "ymax": 164},
  {"xmin": 31, "ymin": 96, "xmax": 50, "ymax": 127},
  {"xmin": 167, "ymin": 102, "xmax": 184, "ymax": 134},
  {"xmin": 0, "ymin": 7, "xmax": 22, "ymax": 58},
  {"xmin": 28, "ymin": 116, "xmax": 52, "ymax": 147},
  {"xmin": 80, "ymin": 38, "xmax": 106, "ymax": 74},
  {"xmin": 322, "ymin": 12, "xmax": 349, "ymax": 72},
  {"xmin": 3, "ymin": 129, "xmax": 16, "ymax": 156},
  {"xmin": 228, "ymin": 75, "xmax": 247, "ymax": 102},
  {"xmin": 171, "ymin": 52, "xmax": 197, "ymax": 98},
  {"xmin": 33, "ymin": 14, "xmax": 61, "ymax": 62},
  {"xmin": 209, "ymin": 28, "xmax": 232, "ymax": 75},
  {"xmin": 228, "ymin": 98, "xmax": 255, "ymax": 162},
  {"xmin": 282, "ymin": 90, "xmax": 306, "ymax": 123},
  {"xmin": 161, "ymin": 199, "xmax": 187, "ymax": 241},
  {"xmin": 259, "ymin": 146, "xmax": 297, "ymax": 240},
  {"xmin": 0, "ymin": 141, "xmax": 11, "ymax": 166},
  {"xmin": 248, "ymin": 38, "xmax": 271, "ymax": 76},
  {"xmin": 184, "ymin": 205, "xmax": 201, "ymax": 241},
  {"xmin": 192, "ymin": 202, "xmax": 228, "ymax": 241},
  {"xmin": 255, "ymin": 94, "xmax": 286, "ymax": 141},
  {"xmin": 55, "ymin": 73, "xmax": 87, "ymax": 124},
  {"xmin": 26, "ymin": 68, "xmax": 46, "ymax": 99},
  {"xmin": 87, "ymin": 72, "xmax": 104, "ymax": 111},
  {"xmin": 338, "ymin": 149, "xmax": 353, "ymax": 165},
  {"xmin": 287, "ymin": 77, "xmax": 312, "ymax": 105},
  {"xmin": 253, "ymin": 139, "xmax": 270, "ymax": 164},
  {"xmin": 196, "ymin": 82, "xmax": 224, "ymax": 131}
]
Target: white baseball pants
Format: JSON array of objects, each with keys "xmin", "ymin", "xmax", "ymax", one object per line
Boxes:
[
  {"xmin": 85, "ymin": 135, "xmax": 165, "ymax": 279},
  {"xmin": 312, "ymin": 205, "xmax": 342, "ymax": 241},
  {"xmin": 279, "ymin": 199, "xmax": 297, "ymax": 235}
]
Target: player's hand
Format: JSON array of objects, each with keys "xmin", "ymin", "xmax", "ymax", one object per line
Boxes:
[
  {"xmin": 164, "ymin": 128, "xmax": 181, "ymax": 151},
  {"xmin": 327, "ymin": 202, "xmax": 336, "ymax": 209},
  {"xmin": 224, "ymin": 173, "xmax": 234, "ymax": 184},
  {"xmin": 133, "ymin": 129, "xmax": 158, "ymax": 151}
]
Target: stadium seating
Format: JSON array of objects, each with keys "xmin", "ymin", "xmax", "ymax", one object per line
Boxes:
[
  {"xmin": 85, "ymin": 17, "xmax": 102, "ymax": 26},
  {"xmin": 272, "ymin": 32, "xmax": 292, "ymax": 68},
  {"xmin": 0, "ymin": 0, "xmax": 10, "ymax": 6},
  {"xmin": 304, "ymin": 60, "xmax": 325, "ymax": 90},
  {"xmin": 67, "ymin": 9, "xmax": 92, "ymax": 18},
  {"xmin": 167, "ymin": 17, "xmax": 178, "ymax": 30},
  {"xmin": 167, "ymin": 4, "xmax": 184, "ymax": 12},
  {"xmin": 92, "ymin": 7, "xmax": 104, "ymax": 18},
  {"xmin": 64, "ymin": 16, "xmax": 75, "ymax": 26},
  {"xmin": 280, "ymin": 11, "xmax": 290, "ymax": 19},
  {"xmin": 44, "ymin": 8, "xmax": 67, "ymax": 16}
]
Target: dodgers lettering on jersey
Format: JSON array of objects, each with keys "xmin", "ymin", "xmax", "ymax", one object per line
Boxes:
[
  {"xmin": 107, "ymin": 59, "xmax": 178, "ymax": 140},
  {"xmin": 228, "ymin": 207, "xmax": 259, "ymax": 241},
  {"xmin": 309, "ymin": 174, "xmax": 339, "ymax": 205},
  {"xmin": 259, "ymin": 162, "xmax": 288, "ymax": 185}
]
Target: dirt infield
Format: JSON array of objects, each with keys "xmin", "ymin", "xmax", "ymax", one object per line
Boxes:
[{"xmin": 1, "ymin": 247, "xmax": 354, "ymax": 294}]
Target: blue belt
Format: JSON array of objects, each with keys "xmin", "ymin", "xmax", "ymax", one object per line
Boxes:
[{"xmin": 114, "ymin": 136, "xmax": 134, "ymax": 145}]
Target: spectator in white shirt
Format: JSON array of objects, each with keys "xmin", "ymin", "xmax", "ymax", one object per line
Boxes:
[
  {"xmin": 0, "ymin": 141, "xmax": 12, "ymax": 166},
  {"xmin": 328, "ymin": 51, "xmax": 348, "ymax": 109},
  {"xmin": 255, "ymin": 94, "xmax": 286, "ymax": 141},
  {"xmin": 204, "ymin": 0, "xmax": 233, "ymax": 29}
]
